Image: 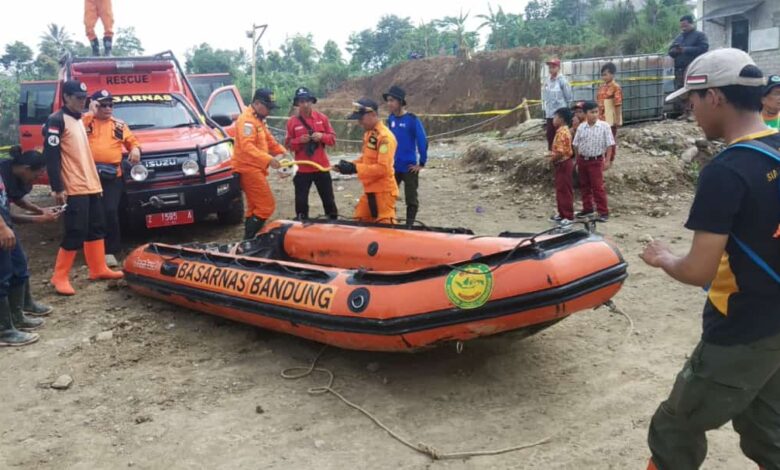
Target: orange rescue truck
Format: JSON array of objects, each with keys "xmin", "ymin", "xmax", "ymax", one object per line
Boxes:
[{"xmin": 19, "ymin": 51, "xmax": 247, "ymax": 230}]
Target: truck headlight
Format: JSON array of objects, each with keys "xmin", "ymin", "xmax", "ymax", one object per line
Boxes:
[
  {"xmin": 204, "ymin": 142, "xmax": 232, "ymax": 168},
  {"xmin": 130, "ymin": 164, "xmax": 148, "ymax": 182},
  {"xmin": 182, "ymin": 159, "xmax": 199, "ymax": 176}
]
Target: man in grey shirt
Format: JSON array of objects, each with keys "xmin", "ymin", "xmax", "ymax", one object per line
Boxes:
[{"xmin": 542, "ymin": 58, "xmax": 573, "ymax": 150}]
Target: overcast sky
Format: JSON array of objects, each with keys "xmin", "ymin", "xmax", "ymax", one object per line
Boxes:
[{"xmin": 1, "ymin": 0, "xmax": 530, "ymax": 59}]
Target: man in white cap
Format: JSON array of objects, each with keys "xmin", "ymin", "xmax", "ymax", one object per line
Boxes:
[{"xmin": 641, "ymin": 48, "xmax": 780, "ymax": 469}]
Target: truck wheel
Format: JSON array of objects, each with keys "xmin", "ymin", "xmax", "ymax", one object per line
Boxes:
[{"xmin": 217, "ymin": 198, "xmax": 244, "ymax": 225}]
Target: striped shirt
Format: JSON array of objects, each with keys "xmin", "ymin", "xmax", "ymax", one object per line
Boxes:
[{"xmin": 572, "ymin": 120, "xmax": 615, "ymax": 158}]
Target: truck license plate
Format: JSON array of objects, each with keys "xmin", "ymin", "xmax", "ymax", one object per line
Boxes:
[{"xmin": 145, "ymin": 210, "xmax": 194, "ymax": 228}]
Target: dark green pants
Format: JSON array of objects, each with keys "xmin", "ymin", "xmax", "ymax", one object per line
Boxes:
[
  {"xmin": 394, "ymin": 171, "xmax": 419, "ymax": 209},
  {"xmin": 649, "ymin": 332, "xmax": 780, "ymax": 469}
]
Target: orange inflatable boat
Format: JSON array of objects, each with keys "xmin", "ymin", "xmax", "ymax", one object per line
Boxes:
[{"xmin": 123, "ymin": 220, "xmax": 627, "ymax": 351}]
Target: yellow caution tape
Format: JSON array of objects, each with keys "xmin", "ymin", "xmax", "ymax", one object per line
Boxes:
[
  {"xmin": 569, "ymin": 75, "xmax": 675, "ymax": 87},
  {"xmin": 266, "ymin": 100, "xmax": 543, "ymax": 121},
  {"xmin": 418, "ymin": 100, "xmax": 542, "ymax": 118},
  {"xmin": 278, "ymin": 159, "xmax": 331, "ymax": 172}
]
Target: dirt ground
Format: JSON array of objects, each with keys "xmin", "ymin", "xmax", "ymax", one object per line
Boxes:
[{"xmin": 0, "ymin": 133, "xmax": 756, "ymax": 469}]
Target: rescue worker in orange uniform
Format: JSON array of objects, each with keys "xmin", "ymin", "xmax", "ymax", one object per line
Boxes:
[
  {"xmin": 83, "ymin": 90, "xmax": 141, "ymax": 266},
  {"xmin": 233, "ymin": 88, "xmax": 284, "ymax": 239},
  {"xmin": 335, "ymin": 99, "xmax": 398, "ymax": 223},
  {"xmin": 43, "ymin": 80, "xmax": 123, "ymax": 296},
  {"xmin": 84, "ymin": 0, "xmax": 114, "ymax": 56}
]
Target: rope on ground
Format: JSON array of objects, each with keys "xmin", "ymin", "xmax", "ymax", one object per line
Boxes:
[
  {"xmin": 597, "ymin": 300, "xmax": 635, "ymax": 347},
  {"xmin": 281, "ymin": 345, "xmax": 553, "ymax": 461}
]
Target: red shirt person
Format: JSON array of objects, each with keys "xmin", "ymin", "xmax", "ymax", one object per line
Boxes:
[{"xmin": 285, "ymin": 87, "xmax": 338, "ymax": 220}]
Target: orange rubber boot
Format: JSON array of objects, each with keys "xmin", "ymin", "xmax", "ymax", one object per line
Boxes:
[
  {"xmin": 84, "ymin": 240, "xmax": 124, "ymax": 280},
  {"xmin": 51, "ymin": 249, "xmax": 77, "ymax": 296},
  {"xmin": 647, "ymin": 459, "xmax": 658, "ymax": 470}
]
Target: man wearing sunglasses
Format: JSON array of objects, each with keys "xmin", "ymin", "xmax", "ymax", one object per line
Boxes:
[
  {"xmin": 83, "ymin": 90, "xmax": 141, "ymax": 267},
  {"xmin": 43, "ymin": 80, "xmax": 123, "ymax": 296}
]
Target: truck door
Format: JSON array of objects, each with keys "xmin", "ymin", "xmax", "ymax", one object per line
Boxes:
[
  {"xmin": 19, "ymin": 81, "xmax": 57, "ymax": 151},
  {"xmin": 204, "ymin": 85, "xmax": 245, "ymax": 138}
]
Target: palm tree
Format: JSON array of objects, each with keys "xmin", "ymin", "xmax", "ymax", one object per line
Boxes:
[
  {"xmin": 478, "ymin": 4, "xmax": 506, "ymax": 31},
  {"xmin": 39, "ymin": 23, "xmax": 73, "ymax": 58},
  {"xmin": 477, "ymin": 4, "xmax": 522, "ymax": 50},
  {"xmin": 436, "ymin": 10, "xmax": 472, "ymax": 57}
]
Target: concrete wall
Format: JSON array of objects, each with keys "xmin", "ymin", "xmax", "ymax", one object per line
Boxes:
[{"xmin": 702, "ymin": 0, "xmax": 780, "ymax": 73}]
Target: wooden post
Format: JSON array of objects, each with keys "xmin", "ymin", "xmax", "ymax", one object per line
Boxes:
[{"xmin": 522, "ymin": 99, "xmax": 531, "ymax": 122}]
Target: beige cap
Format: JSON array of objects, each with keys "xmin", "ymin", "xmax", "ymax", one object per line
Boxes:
[{"xmin": 666, "ymin": 48, "xmax": 766, "ymax": 102}]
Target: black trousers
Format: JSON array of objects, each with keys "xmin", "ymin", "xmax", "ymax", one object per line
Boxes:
[
  {"xmin": 394, "ymin": 171, "xmax": 419, "ymax": 208},
  {"xmin": 293, "ymin": 172, "xmax": 338, "ymax": 220},
  {"xmin": 100, "ymin": 177, "xmax": 123, "ymax": 255},
  {"xmin": 545, "ymin": 118, "xmax": 556, "ymax": 150},
  {"xmin": 62, "ymin": 194, "xmax": 106, "ymax": 251}
]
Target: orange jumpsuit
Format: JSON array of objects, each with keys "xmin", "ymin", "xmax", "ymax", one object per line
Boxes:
[
  {"xmin": 233, "ymin": 107, "xmax": 286, "ymax": 220},
  {"xmin": 84, "ymin": 0, "xmax": 114, "ymax": 41},
  {"xmin": 82, "ymin": 114, "xmax": 139, "ymax": 174},
  {"xmin": 353, "ymin": 122, "xmax": 398, "ymax": 223}
]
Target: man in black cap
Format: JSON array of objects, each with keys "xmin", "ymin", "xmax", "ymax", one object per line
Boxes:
[
  {"xmin": 44, "ymin": 80, "xmax": 123, "ymax": 296},
  {"xmin": 233, "ymin": 88, "xmax": 284, "ymax": 239},
  {"xmin": 284, "ymin": 87, "xmax": 338, "ymax": 220},
  {"xmin": 334, "ymin": 98, "xmax": 398, "ymax": 223},
  {"xmin": 384, "ymin": 85, "xmax": 427, "ymax": 226}
]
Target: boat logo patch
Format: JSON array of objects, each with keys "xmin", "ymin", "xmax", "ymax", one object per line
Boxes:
[{"xmin": 445, "ymin": 263, "xmax": 493, "ymax": 309}]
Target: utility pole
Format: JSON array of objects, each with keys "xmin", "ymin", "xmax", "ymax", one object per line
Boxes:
[{"xmin": 246, "ymin": 24, "xmax": 268, "ymax": 92}]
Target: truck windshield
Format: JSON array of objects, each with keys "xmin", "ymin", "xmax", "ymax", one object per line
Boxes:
[{"xmin": 113, "ymin": 97, "xmax": 199, "ymax": 130}]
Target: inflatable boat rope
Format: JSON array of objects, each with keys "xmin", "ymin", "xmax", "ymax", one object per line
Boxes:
[
  {"xmin": 281, "ymin": 345, "xmax": 553, "ymax": 460},
  {"xmin": 279, "ymin": 300, "xmax": 635, "ymax": 461}
]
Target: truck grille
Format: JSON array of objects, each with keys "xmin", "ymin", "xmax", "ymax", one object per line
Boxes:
[{"xmin": 139, "ymin": 152, "xmax": 199, "ymax": 179}]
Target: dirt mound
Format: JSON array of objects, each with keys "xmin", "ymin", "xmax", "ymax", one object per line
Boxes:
[
  {"xmin": 459, "ymin": 122, "xmax": 696, "ymax": 213},
  {"xmin": 620, "ymin": 120, "xmax": 723, "ymax": 167},
  {"xmin": 319, "ymin": 47, "xmax": 573, "ymax": 117}
]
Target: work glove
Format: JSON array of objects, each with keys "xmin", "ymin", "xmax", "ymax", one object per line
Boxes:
[{"xmin": 336, "ymin": 160, "xmax": 357, "ymax": 175}]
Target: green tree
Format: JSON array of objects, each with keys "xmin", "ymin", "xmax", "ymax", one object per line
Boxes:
[
  {"xmin": 347, "ymin": 15, "xmax": 417, "ymax": 72},
  {"xmin": 321, "ymin": 40, "xmax": 344, "ymax": 65},
  {"xmin": 478, "ymin": 4, "xmax": 523, "ymax": 50},
  {"xmin": 435, "ymin": 10, "xmax": 479, "ymax": 57},
  {"xmin": 0, "ymin": 76, "xmax": 20, "ymax": 145},
  {"xmin": 185, "ymin": 43, "xmax": 244, "ymax": 74},
  {"xmin": 281, "ymin": 34, "xmax": 319, "ymax": 73},
  {"xmin": 36, "ymin": 24, "xmax": 91, "ymax": 79},
  {"xmin": 113, "ymin": 27, "xmax": 145, "ymax": 57},
  {"xmin": 39, "ymin": 23, "xmax": 73, "ymax": 58},
  {"xmin": 1, "ymin": 42, "xmax": 34, "ymax": 78}
]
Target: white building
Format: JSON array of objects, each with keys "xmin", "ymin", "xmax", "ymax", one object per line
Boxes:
[{"xmin": 697, "ymin": 0, "xmax": 780, "ymax": 74}]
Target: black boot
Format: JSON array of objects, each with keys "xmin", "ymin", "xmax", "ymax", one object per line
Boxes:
[
  {"xmin": 244, "ymin": 216, "xmax": 266, "ymax": 240},
  {"xmin": 405, "ymin": 205, "xmax": 418, "ymax": 227},
  {"xmin": 9, "ymin": 284, "xmax": 44, "ymax": 332},
  {"xmin": 0, "ymin": 296, "xmax": 38, "ymax": 347},
  {"xmin": 103, "ymin": 36, "xmax": 112, "ymax": 57},
  {"xmin": 90, "ymin": 38, "xmax": 100, "ymax": 56},
  {"xmin": 23, "ymin": 280, "xmax": 52, "ymax": 317}
]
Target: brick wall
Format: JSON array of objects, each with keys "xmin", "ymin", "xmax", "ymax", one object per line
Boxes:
[{"xmin": 753, "ymin": 51, "xmax": 780, "ymax": 75}]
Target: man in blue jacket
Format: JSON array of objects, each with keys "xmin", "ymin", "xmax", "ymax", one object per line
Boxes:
[
  {"xmin": 669, "ymin": 15, "xmax": 709, "ymax": 116},
  {"xmin": 384, "ymin": 86, "xmax": 428, "ymax": 226}
]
